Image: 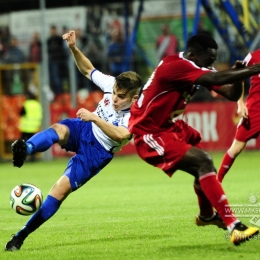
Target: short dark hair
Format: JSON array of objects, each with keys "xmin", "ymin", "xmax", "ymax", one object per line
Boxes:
[
  {"xmin": 115, "ymin": 71, "xmax": 142, "ymax": 97},
  {"xmin": 186, "ymin": 33, "xmax": 218, "ymax": 54}
]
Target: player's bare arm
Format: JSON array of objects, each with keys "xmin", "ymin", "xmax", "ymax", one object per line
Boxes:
[
  {"xmin": 213, "ymin": 81, "xmax": 243, "ymax": 101},
  {"xmin": 236, "ymin": 83, "xmax": 248, "ymax": 118},
  {"xmin": 62, "ymin": 30, "xmax": 94, "ymax": 79},
  {"xmin": 196, "ymin": 62, "xmax": 260, "ymax": 87},
  {"xmin": 204, "ymin": 60, "xmax": 245, "ymax": 101},
  {"xmin": 76, "ymin": 108, "xmax": 131, "ymax": 142}
]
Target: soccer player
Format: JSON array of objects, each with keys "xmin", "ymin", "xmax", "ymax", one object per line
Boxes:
[
  {"xmin": 5, "ymin": 30, "xmax": 142, "ymax": 251},
  {"xmin": 129, "ymin": 34, "xmax": 260, "ymax": 246},
  {"xmin": 217, "ymin": 49, "xmax": 260, "ymax": 183}
]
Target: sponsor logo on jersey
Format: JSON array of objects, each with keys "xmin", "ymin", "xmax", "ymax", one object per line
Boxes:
[
  {"xmin": 112, "ymin": 119, "xmax": 120, "ymax": 126},
  {"xmin": 104, "ymin": 98, "xmax": 110, "ymax": 106},
  {"xmin": 96, "ymin": 104, "xmax": 109, "ymax": 122}
]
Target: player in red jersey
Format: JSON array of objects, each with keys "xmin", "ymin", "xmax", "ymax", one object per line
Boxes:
[
  {"xmin": 218, "ymin": 49, "xmax": 260, "ymax": 183},
  {"xmin": 129, "ymin": 34, "xmax": 260, "ymax": 246}
]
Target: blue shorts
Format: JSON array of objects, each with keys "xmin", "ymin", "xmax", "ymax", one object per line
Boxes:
[{"xmin": 59, "ymin": 119, "xmax": 113, "ymax": 191}]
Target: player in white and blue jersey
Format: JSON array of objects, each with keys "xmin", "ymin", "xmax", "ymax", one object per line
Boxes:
[{"xmin": 5, "ymin": 30, "xmax": 142, "ymax": 251}]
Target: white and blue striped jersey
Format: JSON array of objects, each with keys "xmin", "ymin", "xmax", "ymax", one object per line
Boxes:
[{"xmin": 90, "ymin": 69, "xmax": 130, "ymax": 153}]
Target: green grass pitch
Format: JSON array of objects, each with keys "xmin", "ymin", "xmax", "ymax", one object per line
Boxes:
[{"xmin": 0, "ymin": 151, "xmax": 260, "ymax": 259}]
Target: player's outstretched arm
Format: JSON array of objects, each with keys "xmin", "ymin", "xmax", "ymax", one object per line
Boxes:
[
  {"xmin": 196, "ymin": 63, "xmax": 260, "ymax": 88},
  {"xmin": 212, "ymin": 81, "xmax": 243, "ymax": 101},
  {"xmin": 204, "ymin": 61, "xmax": 245, "ymax": 101},
  {"xmin": 76, "ymin": 108, "xmax": 131, "ymax": 142},
  {"xmin": 62, "ymin": 30, "xmax": 94, "ymax": 80}
]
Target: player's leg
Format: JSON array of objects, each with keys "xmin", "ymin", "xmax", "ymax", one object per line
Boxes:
[
  {"xmin": 177, "ymin": 147, "xmax": 225, "ymax": 229},
  {"xmin": 6, "ymin": 120, "xmax": 77, "ymax": 251},
  {"xmin": 12, "ymin": 123, "xmax": 69, "ymax": 168},
  {"xmin": 178, "ymin": 147, "xmax": 259, "ymax": 245},
  {"xmin": 218, "ymin": 114, "xmax": 259, "ymax": 183},
  {"xmin": 178, "ymin": 120, "xmax": 226, "ymax": 228},
  {"xmin": 6, "ymin": 121, "xmax": 114, "ymax": 251},
  {"xmin": 193, "ymin": 178, "xmax": 226, "ymax": 230},
  {"xmin": 217, "ymin": 139, "xmax": 246, "ymax": 183},
  {"xmin": 5, "ymin": 175, "xmax": 71, "ymax": 251}
]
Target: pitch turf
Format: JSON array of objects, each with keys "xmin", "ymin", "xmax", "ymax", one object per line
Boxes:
[{"xmin": 1, "ymin": 151, "xmax": 260, "ymax": 259}]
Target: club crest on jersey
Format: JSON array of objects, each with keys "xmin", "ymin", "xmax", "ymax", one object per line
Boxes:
[
  {"xmin": 104, "ymin": 98, "xmax": 110, "ymax": 106},
  {"xmin": 112, "ymin": 119, "xmax": 120, "ymax": 126}
]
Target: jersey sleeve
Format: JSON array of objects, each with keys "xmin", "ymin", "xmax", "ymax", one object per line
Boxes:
[
  {"xmin": 243, "ymin": 53, "xmax": 252, "ymax": 66},
  {"xmin": 198, "ymin": 66, "xmax": 221, "ymax": 91},
  {"xmin": 243, "ymin": 50, "xmax": 260, "ymax": 67},
  {"xmin": 91, "ymin": 69, "xmax": 116, "ymax": 93}
]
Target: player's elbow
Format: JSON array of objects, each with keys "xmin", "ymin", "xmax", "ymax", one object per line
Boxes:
[
  {"xmin": 114, "ymin": 131, "xmax": 131, "ymax": 143},
  {"xmin": 222, "ymin": 89, "xmax": 241, "ymax": 101},
  {"xmin": 226, "ymin": 86, "xmax": 242, "ymax": 101},
  {"xmin": 229, "ymin": 92, "xmax": 241, "ymax": 101}
]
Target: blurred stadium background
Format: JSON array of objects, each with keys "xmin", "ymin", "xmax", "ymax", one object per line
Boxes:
[{"xmin": 0, "ymin": 0, "xmax": 260, "ymax": 161}]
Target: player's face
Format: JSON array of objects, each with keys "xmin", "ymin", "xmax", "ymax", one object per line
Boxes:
[
  {"xmin": 194, "ymin": 48, "xmax": 217, "ymax": 68},
  {"xmin": 112, "ymin": 87, "xmax": 135, "ymax": 111}
]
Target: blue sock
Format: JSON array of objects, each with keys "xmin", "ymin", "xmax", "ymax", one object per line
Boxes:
[
  {"xmin": 26, "ymin": 128, "xmax": 59, "ymax": 154},
  {"xmin": 15, "ymin": 195, "xmax": 62, "ymax": 239}
]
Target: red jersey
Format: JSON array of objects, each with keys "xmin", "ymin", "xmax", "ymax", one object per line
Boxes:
[
  {"xmin": 243, "ymin": 50, "xmax": 260, "ymax": 112},
  {"xmin": 129, "ymin": 52, "xmax": 213, "ymax": 135}
]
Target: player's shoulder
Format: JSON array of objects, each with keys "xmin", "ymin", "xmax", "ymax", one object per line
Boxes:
[
  {"xmin": 91, "ymin": 69, "xmax": 115, "ymax": 92},
  {"xmin": 158, "ymin": 53, "xmax": 186, "ymax": 71},
  {"xmin": 91, "ymin": 69, "xmax": 114, "ymax": 80},
  {"xmin": 163, "ymin": 53, "xmax": 181, "ymax": 62},
  {"xmin": 251, "ymin": 49, "xmax": 260, "ymax": 60},
  {"xmin": 162, "ymin": 52, "xmax": 205, "ymax": 73},
  {"xmin": 163, "ymin": 52, "xmax": 197, "ymax": 66},
  {"xmin": 243, "ymin": 53, "xmax": 256, "ymax": 67}
]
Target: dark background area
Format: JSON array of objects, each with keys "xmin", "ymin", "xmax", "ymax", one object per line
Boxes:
[{"xmin": 0, "ymin": 0, "xmax": 132, "ymax": 14}]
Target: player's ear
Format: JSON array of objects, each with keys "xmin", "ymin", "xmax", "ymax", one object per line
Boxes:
[
  {"xmin": 132, "ymin": 94, "xmax": 138, "ymax": 102},
  {"xmin": 188, "ymin": 52, "xmax": 196, "ymax": 61}
]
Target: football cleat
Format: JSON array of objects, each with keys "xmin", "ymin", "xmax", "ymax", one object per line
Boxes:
[
  {"xmin": 230, "ymin": 222, "xmax": 259, "ymax": 246},
  {"xmin": 11, "ymin": 139, "xmax": 27, "ymax": 168},
  {"xmin": 195, "ymin": 212, "xmax": 227, "ymax": 230},
  {"xmin": 5, "ymin": 235, "xmax": 24, "ymax": 251}
]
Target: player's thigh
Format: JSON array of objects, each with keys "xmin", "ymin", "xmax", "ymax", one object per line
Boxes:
[
  {"xmin": 177, "ymin": 146, "xmax": 215, "ymax": 177},
  {"xmin": 236, "ymin": 114, "xmax": 260, "ymax": 142},
  {"xmin": 175, "ymin": 120, "xmax": 202, "ymax": 146},
  {"xmin": 134, "ymin": 133, "xmax": 191, "ymax": 176}
]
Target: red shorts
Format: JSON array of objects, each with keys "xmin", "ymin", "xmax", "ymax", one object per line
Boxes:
[
  {"xmin": 133, "ymin": 120, "xmax": 202, "ymax": 177},
  {"xmin": 235, "ymin": 112, "xmax": 260, "ymax": 142}
]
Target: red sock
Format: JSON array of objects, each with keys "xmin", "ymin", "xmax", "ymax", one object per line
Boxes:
[
  {"xmin": 199, "ymin": 173, "xmax": 237, "ymax": 226},
  {"xmin": 217, "ymin": 150, "xmax": 235, "ymax": 183},
  {"xmin": 193, "ymin": 183, "xmax": 213, "ymax": 218}
]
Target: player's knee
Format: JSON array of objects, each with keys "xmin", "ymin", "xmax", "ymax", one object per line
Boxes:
[
  {"xmin": 229, "ymin": 147, "xmax": 242, "ymax": 158},
  {"xmin": 197, "ymin": 151, "xmax": 215, "ymax": 177},
  {"xmin": 50, "ymin": 123, "xmax": 69, "ymax": 142}
]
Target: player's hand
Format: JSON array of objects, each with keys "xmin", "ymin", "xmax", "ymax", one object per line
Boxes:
[
  {"xmin": 76, "ymin": 108, "xmax": 93, "ymax": 121},
  {"xmin": 237, "ymin": 103, "xmax": 248, "ymax": 119},
  {"xmin": 232, "ymin": 60, "xmax": 245, "ymax": 69},
  {"xmin": 62, "ymin": 30, "xmax": 76, "ymax": 48}
]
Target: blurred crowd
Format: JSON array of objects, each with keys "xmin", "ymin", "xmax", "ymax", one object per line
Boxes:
[
  {"xmin": 0, "ymin": 6, "xmax": 137, "ymax": 102},
  {"xmin": 0, "ymin": 14, "xmax": 258, "ymax": 104}
]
